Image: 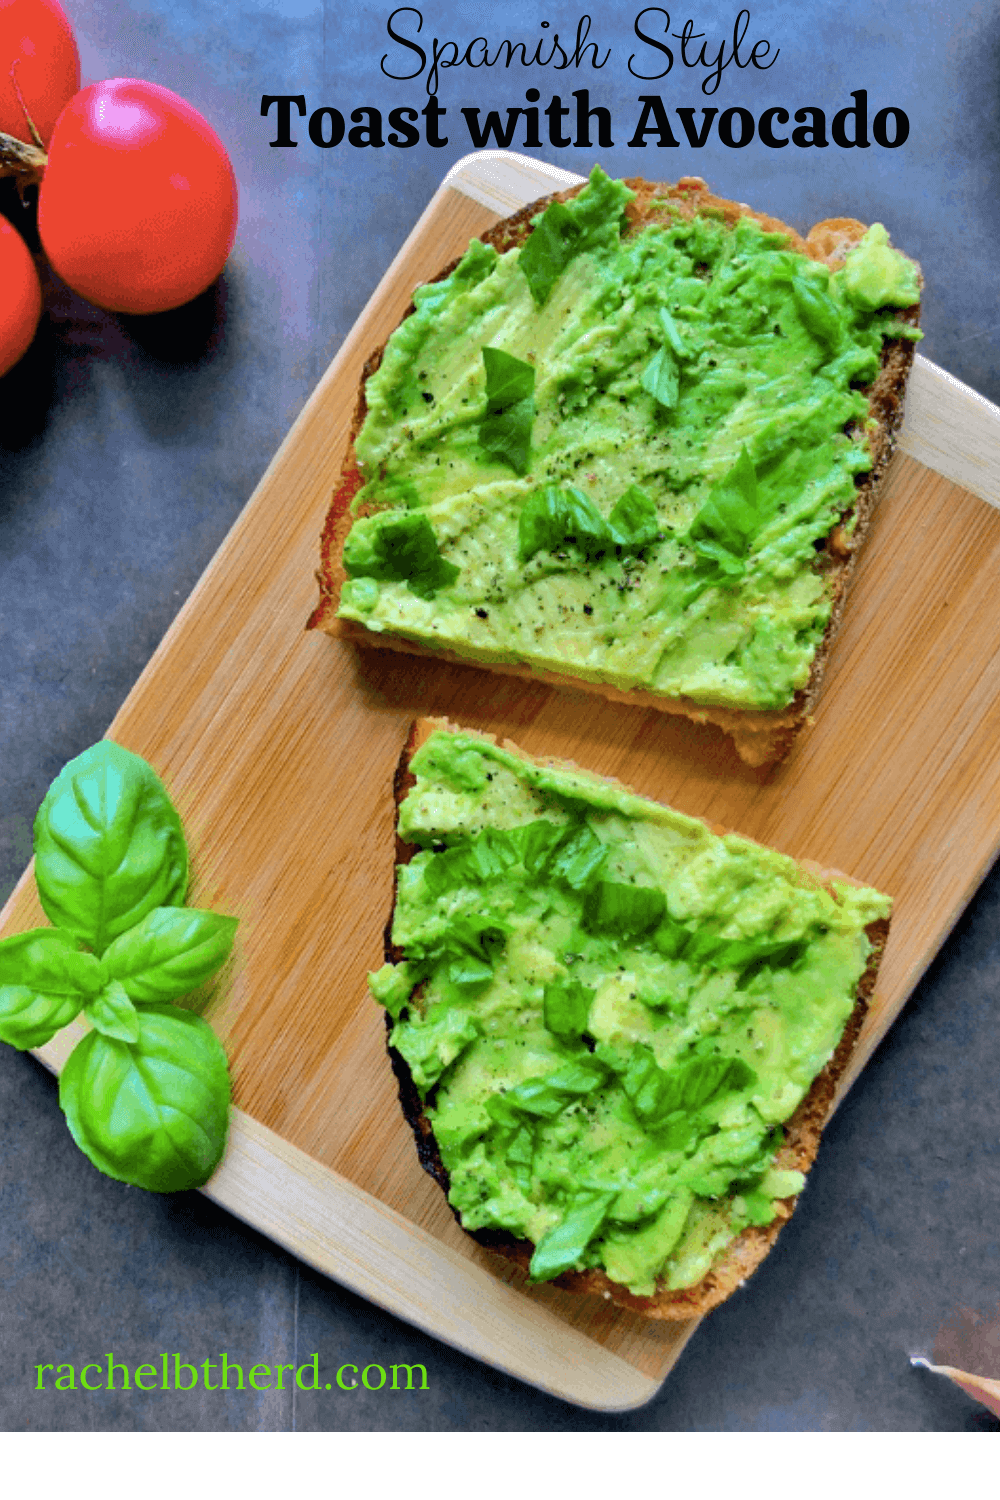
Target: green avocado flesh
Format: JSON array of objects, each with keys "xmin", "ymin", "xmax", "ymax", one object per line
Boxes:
[
  {"xmin": 369, "ymin": 730, "xmax": 891, "ymax": 1297},
  {"xmin": 339, "ymin": 167, "xmax": 920, "ymax": 712}
]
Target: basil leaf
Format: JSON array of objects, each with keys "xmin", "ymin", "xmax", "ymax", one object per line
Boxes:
[
  {"xmin": 529, "ymin": 1191, "xmax": 616, "ymax": 1281},
  {"xmin": 59, "ymin": 1005, "xmax": 230, "ymax": 1193},
  {"xmin": 423, "ymin": 820, "xmax": 570, "ymax": 899},
  {"xmin": 420, "ymin": 846, "xmax": 473, "ymax": 898},
  {"xmin": 542, "ymin": 978, "xmax": 594, "ymax": 1041},
  {"xmin": 342, "ymin": 510, "xmax": 460, "ymax": 600},
  {"xmin": 506, "ymin": 1123, "xmax": 534, "ymax": 1169},
  {"xmin": 479, "ymin": 347, "xmax": 536, "ymax": 475},
  {"xmin": 548, "ymin": 824, "xmax": 608, "ymax": 893},
  {"xmin": 102, "ymin": 907, "xmax": 238, "ymax": 1005},
  {"xmin": 501, "ymin": 1078, "xmax": 570, "ymax": 1120},
  {"xmin": 543, "ymin": 1058, "xmax": 610, "ymax": 1094},
  {"xmin": 83, "ymin": 979, "xmax": 140, "ymax": 1044},
  {"xmin": 446, "ymin": 957, "xmax": 494, "ymax": 997},
  {"xmin": 517, "ymin": 819, "xmax": 568, "ymax": 877},
  {"xmin": 584, "ymin": 880, "xmax": 666, "ymax": 937},
  {"xmin": 657, "ymin": 305, "xmax": 689, "ymax": 358},
  {"xmin": 33, "ymin": 741, "xmax": 189, "ymax": 957},
  {"xmin": 688, "ymin": 447, "xmax": 763, "ymax": 564},
  {"xmin": 520, "ymin": 483, "xmax": 660, "ymax": 564},
  {"xmin": 518, "ymin": 484, "xmax": 610, "ymax": 563},
  {"xmin": 519, "ymin": 201, "xmax": 584, "ymax": 306},
  {"xmin": 481, "ymin": 346, "xmax": 535, "ymax": 408},
  {"xmin": 669, "ymin": 917, "xmax": 807, "ymax": 976},
  {"xmin": 519, "ymin": 166, "xmax": 633, "ymax": 306},
  {"xmin": 792, "ymin": 275, "xmax": 842, "ymax": 347},
  {"xmin": 623, "ymin": 1043, "xmax": 756, "ymax": 1126},
  {"xmin": 441, "ymin": 915, "xmax": 511, "ymax": 963},
  {"xmin": 0, "ymin": 927, "xmax": 105, "ymax": 1050},
  {"xmin": 608, "ymin": 485, "xmax": 660, "ymax": 549},
  {"xmin": 641, "ymin": 345, "xmax": 679, "ymax": 409},
  {"xmin": 491, "ymin": 1056, "xmax": 609, "ymax": 1122},
  {"xmin": 465, "ymin": 828, "xmax": 522, "ymax": 882}
]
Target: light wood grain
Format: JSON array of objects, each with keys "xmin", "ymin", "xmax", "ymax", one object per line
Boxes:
[{"xmin": 4, "ymin": 150, "xmax": 1000, "ymax": 1409}]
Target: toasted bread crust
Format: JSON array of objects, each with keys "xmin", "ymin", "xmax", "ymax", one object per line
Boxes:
[
  {"xmin": 383, "ymin": 717, "xmax": 891, "ymax": 1319},
  {"xmin": 309, "ymin": 176, "xmax": 920, "ymax": 767}
]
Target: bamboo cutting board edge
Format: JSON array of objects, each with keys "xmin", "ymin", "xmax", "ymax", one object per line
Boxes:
[{"xmin": 6, "ymin": 149, "xmax": 1000, "ymax": 1412}]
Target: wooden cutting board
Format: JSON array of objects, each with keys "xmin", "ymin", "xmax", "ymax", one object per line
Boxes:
[{"xmin": 5, "ymin": 151, "xmax": 1000, "ymax": 1412}]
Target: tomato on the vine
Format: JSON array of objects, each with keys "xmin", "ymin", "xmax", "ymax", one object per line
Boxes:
[
  {"xmin": 0, "ymin": 211, "xmax": 41, "ymax": 375},
  {"xmin": 38, "ymin": 78, "xmax": 238, "ymax": 315},
  {"xmin": 0, "ymin": 0, "xmax": 79, "ymax": 145}
]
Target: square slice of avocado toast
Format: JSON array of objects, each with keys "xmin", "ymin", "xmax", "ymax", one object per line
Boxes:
[{"xmin": 336, "ymin": 168, "xmax": 921, "ymax": 736}]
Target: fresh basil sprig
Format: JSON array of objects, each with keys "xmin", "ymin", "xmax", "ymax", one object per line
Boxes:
[{"xmin": 0, "ymin": 740, "xmax": 236, "ymax": 1193}]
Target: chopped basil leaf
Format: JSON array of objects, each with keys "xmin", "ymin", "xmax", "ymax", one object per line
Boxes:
[
  {"xmin": 520, "ymin": 483, "xmax": 660, "ymax": 564},
  {"xmin": 653, "ymin": 915, "xmax": 809, "ymax": 977},
  {"xmin": 447, "ymin": 957, "xmax": 494, "ymax": 996},
  {"xmin": 529, "ymin": 1191, "xmax": 616, "ymax": 1281},
  {"xmin": 608, "ymin": 485, "xmax": 660, "ymax": 549},
  {"xmin": 519, "ymin": 201, "xmax": 584, "ymax": 306},
  {"xmin": 688, "ymin": 447, "xmax": 762, "ymax": 562},
  {"xmin": 641, "ymin": 345, "xmax": 680, "ymax": 409},
  {"xmin": 584, "ymin": 880, "xmax": 666, "ymax": 936},
  {"xmin": 493, "ymin": 1056, "xmax": 609, "ymax": 1124},
  {"xmin": 623, "ymin": 1044, "xmax": 756, "ymax": 1126},
  {"xmin": 657, "ymin": 305, "xmax": 689, "ymax": 358},
  {"xmin": 517, "ymin": 819, "xmax": 568, "ymax": 877},
  {"xmin": 422, "ymin": 827, "xmax": 526, "ymax": 897},
  {"xmin": 548, "ymin": 824, "xmax": 608, "ymax": 893},
  {"xmin": 342, "ymin": 510, "xmax": 460, "ymax": 600},
  {"xmin": 518, "ymin": 484, "xmax": 609, "ymax": 561},
  {"xmin": 478, "ymin": 347, "xmax": 536, "ymax": 475},
  {"xmin": 542, "ymin": 978, "xmax": 594, "ymax": 1041},
  {"xmin": 792, "ymin": 276, "xmax": 842, "ymax": 347},
  {"xmin": 519, "ymin": 166, "xmax": 634, "ymax": 307}
]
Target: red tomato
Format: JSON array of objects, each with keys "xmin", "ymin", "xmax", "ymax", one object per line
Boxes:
[
  {"xmin": 0, "ymin": 212, "xmax": 41, "ymax": 375},
  {"xmin": 0, "ymin": 0, "xmax": 79, "ymax": 145},
  {"xmin": 38, "ymin": 78, "xmax": 239, "ymax": 315}
]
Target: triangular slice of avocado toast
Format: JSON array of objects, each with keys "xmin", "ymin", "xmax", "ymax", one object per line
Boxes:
[{"xmin": 369, "ymin": 720, "xmax": 891, "ymax": 1318}]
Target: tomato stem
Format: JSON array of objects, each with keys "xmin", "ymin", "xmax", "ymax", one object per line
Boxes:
[
  {"xmin": 0, "ymin": 130, "xmax": 46, "ymax": 193},
  {"xmin": 8, "ymin": 60, "xmax": 45, "ymax": 152}
]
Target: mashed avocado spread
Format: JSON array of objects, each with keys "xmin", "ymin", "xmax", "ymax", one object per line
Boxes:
[
  {"xmin": 339, "ymin": 168, "xmax": 920, "ymax": 711},
  {"xmin": 370, "ymin": 730, "xmax": 891, "ymax": 1295}
]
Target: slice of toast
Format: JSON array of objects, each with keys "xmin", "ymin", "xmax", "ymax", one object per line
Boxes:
[
  {"xmin": 310, "ymin": 174, "xmax": 921, "ymax": 766},
  {"xmin": 375, "ymin": 718, "xmax": 891, "ymax": 1319}
]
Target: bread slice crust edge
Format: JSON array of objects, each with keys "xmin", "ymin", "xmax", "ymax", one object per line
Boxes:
[{"xmin": 382, "ymin": 716, "xmax": 892, "ymax": 1321}]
